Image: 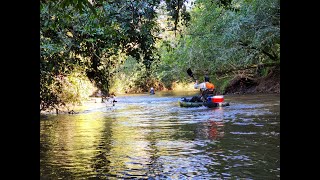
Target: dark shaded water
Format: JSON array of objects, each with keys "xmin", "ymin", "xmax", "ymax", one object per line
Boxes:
[{"xmin": 40, "ymin": 92, "xmax": 280, "ymax": 179}]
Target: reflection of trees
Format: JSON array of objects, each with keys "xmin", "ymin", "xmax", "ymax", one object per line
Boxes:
[
  {"xmin": 40, "ymin": 113, "xmax": 109, "ymax": 178},
  {"xmin": 104, "ymin": 116, "xmax": 151, "ymax": 178},
  {"xmin": 90, "ymin": 117, "xmax": 114, "ymax": 177},
  {"xmin": 145, "ymin": 127, "xmax": 162, "ymax": 177},
  {"xmin": 41, "ymin": 113, "xmax": 161, "ymax": 178}
]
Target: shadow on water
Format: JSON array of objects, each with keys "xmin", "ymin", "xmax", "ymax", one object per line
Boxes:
[{"xmin": 40, "ymin": 91, "xmax": 280, "ymax": 179}]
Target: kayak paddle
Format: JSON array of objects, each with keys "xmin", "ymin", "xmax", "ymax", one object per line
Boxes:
[{"xmin": 187, "ymin": 68, "xmax": 196, "ymax": 81}]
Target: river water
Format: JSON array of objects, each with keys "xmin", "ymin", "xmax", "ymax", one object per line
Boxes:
[{"xmin": 40, "ymin": 91, "xmax": 280, "ymax": 179}]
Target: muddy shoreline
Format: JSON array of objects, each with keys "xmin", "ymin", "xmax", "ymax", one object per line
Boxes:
[{"xmin": 223, "ymin": 68, "xmax": 280, "ymax": 95}]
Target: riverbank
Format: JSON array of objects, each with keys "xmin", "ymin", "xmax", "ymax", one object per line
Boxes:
[
  {"xmin": 40, "ymin": 98, "xmax": 116, "ymax": 115},
  {"xmin": 223, "ymin": 67, "xmax": 280, "ymax": 95},
  {"xmin": 40, "ymin": 68, "xmax": 280, "ymax": 115}
]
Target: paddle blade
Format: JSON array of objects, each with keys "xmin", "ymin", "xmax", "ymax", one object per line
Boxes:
[{"xmin": 187, "ymin": 68, "xmax": 193, "ymax": 77}]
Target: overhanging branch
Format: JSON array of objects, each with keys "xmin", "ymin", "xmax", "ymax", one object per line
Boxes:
[
  {"xmin": 214, "ymin": 62, "xmax": 280, "ymax": 76},
  {"xmin": 238, "ymin": 40, "xmax": 278, "ymax": 61}
]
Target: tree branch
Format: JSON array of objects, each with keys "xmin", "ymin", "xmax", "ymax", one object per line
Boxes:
[
  {"xmin": 238, "ymin": 40, "xmax": 278, "ymax": 61},
  {"xmin": 214, "ymin": 62, "xmax": 280, "ymax": 76}
]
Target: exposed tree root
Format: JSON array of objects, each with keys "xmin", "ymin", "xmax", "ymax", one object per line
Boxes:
[{"xmin": 224, "ymin": 67, "xmax": 280, "ymax": 94}]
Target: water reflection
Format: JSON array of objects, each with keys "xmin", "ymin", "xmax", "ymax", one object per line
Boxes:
[
  {"xmin": 207, "ymin": 121, "xmax": 225, "ymax": 140},
  {"xmin": 40, "ymin": 92, "xmax": 280, "ymax": 179},
  {"xmin": 40, "ymin": 113, "xmax": 112, "ymax": 178}
]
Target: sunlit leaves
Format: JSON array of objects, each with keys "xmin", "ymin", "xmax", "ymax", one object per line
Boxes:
[
  {"xmin": 41, "ymin": 0, "xmax": 174, "ymax": 110},
  {"xmin": 155, "ymin": 0, "xmax": 279, "ymax": 91}
]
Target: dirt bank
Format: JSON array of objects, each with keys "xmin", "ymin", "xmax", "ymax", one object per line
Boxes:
[{"xmin": 224, "ymin": 67, "xmax": 280, "ymax": 95}]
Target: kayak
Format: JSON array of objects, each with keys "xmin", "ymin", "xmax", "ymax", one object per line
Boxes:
[
  {"xmin": 179, "ymin": 96, "xmax": 230, "ymax": 108},
  {"xmin": 204, "ymin": 101, "xmax": 230, "ymax": 108},
  {"xmin": 179, "ymin": 100, "xmax": 203, "ymax": 107},
  {"xmin": 179, "ymin": 99, "xmax": 230, "ymax": 108}
]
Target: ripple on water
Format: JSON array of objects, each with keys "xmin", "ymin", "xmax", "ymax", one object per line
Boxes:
[{"xmin": 40, "ymin": 93, "xmax": 280, "ymax": 179}]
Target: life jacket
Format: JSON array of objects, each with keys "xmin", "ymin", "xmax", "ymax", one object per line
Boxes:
[{"xmin": 205, "ymin": 82, "xmax": 214, "ymax": 90}]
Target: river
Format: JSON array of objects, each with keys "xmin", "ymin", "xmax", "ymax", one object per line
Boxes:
[{"xmin": 40, "ymin": 91, "xmax": 280, "ymax": 179}]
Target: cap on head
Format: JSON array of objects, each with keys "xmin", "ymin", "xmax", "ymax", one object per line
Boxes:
[{"xmin": 204, "ymin": 76, "xmax": 210, "ymax": 82}]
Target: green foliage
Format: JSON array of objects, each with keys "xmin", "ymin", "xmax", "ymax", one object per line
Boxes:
[
  {"xmin": 154, "ymin": 0, "xmax": 280, "ymax": 91},
  {"xmin": 109, "ymin": 56, "xmax": 145, "ymax": 93},
  {"xmin": 40, "ymin": 0, "xmax": 279, "ymax": 111},
  {"xmin": 211, "ymin": 76, "xmax": 233, "ymax": 94},
  {"xmin": 164, "ymin": 0, "xmax": 191, "ymax": 33},
  {"xmin": 110, "ymin": 56, "xmax": 164, "ymax": 93},
  {"xmin": 41, "ymin": 0, "xmax": 173, "ymax": 110},
  {"xmin": 58, "ymin": 71, "xmax": 96, "ymax": 106},
  {"xmin": 40, "ymin": 0, "xmax": 194, "ymax": 111}
]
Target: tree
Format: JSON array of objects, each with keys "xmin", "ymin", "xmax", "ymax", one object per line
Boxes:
[
  {"xmin": 155, "ymin": 0, "xmax": 279, "ymax": 92},
  {"xmin": 40, "ymin": 0, "xmax": 191, "ymax": 111}
]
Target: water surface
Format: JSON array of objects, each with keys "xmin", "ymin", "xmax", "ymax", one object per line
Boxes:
[{"xmin": 40, "ymin": 92, "xmax": 280, "ymax": 179}]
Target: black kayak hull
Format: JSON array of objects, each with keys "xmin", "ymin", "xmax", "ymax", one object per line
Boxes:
[
  {"xmin": 179, "ymin": 100, "xmax": 203, "ymax": 107},
  {"xmin": 178, "ymin": 99, "xmax": 230, "ymax": 108}
]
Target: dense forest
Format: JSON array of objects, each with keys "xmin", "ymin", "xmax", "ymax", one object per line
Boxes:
[{"xmin": 40, "ymin": 0, "xmax": 280, "ymax": 112}]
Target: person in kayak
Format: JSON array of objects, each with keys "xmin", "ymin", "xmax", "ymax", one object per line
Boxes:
[
  {"xmin": 189, "ymin": 76, "xmax": 215, "ymax": 102},
  {"xmin": 150, "ymin": 87, "xmax": 155, "ymax": 94},
  {"xmin": 194, "ymin": 78, "xmax": 215, "ymax": 101}
]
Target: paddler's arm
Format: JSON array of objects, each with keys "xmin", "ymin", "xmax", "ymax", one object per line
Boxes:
[{"xmin": 194, "ymin": 80, "xmax": 200, "ymax": 89}]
